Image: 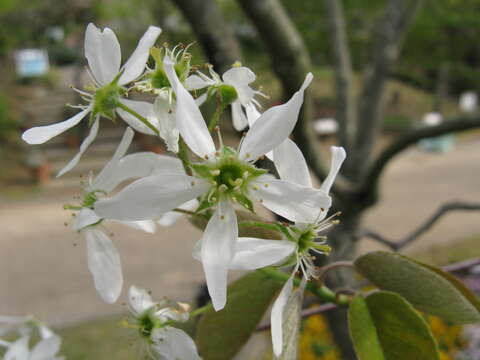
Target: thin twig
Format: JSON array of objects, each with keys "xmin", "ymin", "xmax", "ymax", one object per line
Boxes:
[
  {"xmin": 357, "ymin": 201, "xmax": 480, "ymax": 250},
  {"xmin": 443, "ymin": 257, "xmax": 480, "ymax": 273},
  {"xmin": 256, "ymin": 303, "xmax": 338, "ymax": 332},
  {"xmin": 316, "ymin": 261, "xmax": 355, "ymax": 284}
]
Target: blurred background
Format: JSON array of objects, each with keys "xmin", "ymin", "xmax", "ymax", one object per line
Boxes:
[{"xmin": 0, "ymin": 0, "xmax": 479, "ymax": 359}]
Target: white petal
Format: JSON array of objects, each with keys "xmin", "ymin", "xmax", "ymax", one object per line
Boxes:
[
  {"xmin": 239, "ymin": 73, "xmax": 313, "ymax": 161},
  {"xmin": 94, "ymin": 174, "xmax": 209, "ymax": 221},
  {"xmin": 129, "ymin": 285, "xmax": 155, "ymax": 315},
  {"xmin": 84, "ymin": 23, "xmax": 121, "ymax": 85},
  {"xmin": 251, "ymin": 175, "xmax": 331, "ymax": 223},
  {"xmin": 30, "ymin": 335, "xmax": 61, "ymax": 360},
  {"xmin": 230, "ymin": 238, "xmax": 295, "ymax": 270},
  {"xmin": 320, "ymin": 146, "xmax": 346, "ymax": 194},
  {"xmin": 195, "ymin": 92, "xmax": 208, "ymax": 107},
  {"xmin": 151, "ymin": 327, "xmax": 201, "ymax": 360},
  {"xmin": 89, "ymin": 127, "xmax": 134, "ymax": 192},
  {"xmin": 85, "ymin": 228, "xmax": 123, "ymax": 303},
  {"xmin": 22, "ymin": 106, "xmax": 91, "ymax": 145},
  {"xmin": 91, "ymin": 152, "xmax": 184, "ymax": 193},
  {"xmin": 245, "ymin": 102, "xmax": 261, "ymax": 127},
  {"xmin": 116, "ymin": 98, "xmax": 159, "ymax": 135},
  {"xmin": 158, "ymin": 199, "xmax": 198, "ymax": 226},
  {"xmin": 164, "ymin": 56, "xmax": 216, "ymax": 159},
  {"xmin": 273, "ymin": 138, "xmax": 311, "ymax": 187},
  {"xmin": 56, "ymin": 118, "xmax": 99, "ymax": 177},
  {"xmin": 154, "ymin": 95, "xmax": 179, "ymax": 153},
  {"xmin": 222, "ymin": 66, "xmax": 256, "ymax": 105},
  {"xmin": 271, "ymin": 271, "xmax": 295, "ymax": 357},
  {"xmin": 201, "ymin": 200, "xmax": 237, "ymax": 311},
  {"xmin": 184, "ymin": 74, "xmax": 211, "ymax": 90},
  {"xmin": 116, "ymin": 219, "xmax": 156, "ymax": 233},
  {"xmin": 231, "ymin": 100, "xmax": 248, "ymax": 131},
  {"xmin": 4, "ymin": 336, "xmax": 29, "ymax": 360},
  {"xmin": 72, "ymin": 208, "xmax": 101, "ymax": 231},
  {"xmin": 119, "ymin": 26, "xmax": 162, "ymax": 85}
]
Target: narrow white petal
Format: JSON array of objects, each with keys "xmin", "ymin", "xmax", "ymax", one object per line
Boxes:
[
  {"xmin": 164, "ymin": 56, "xmax": 216, "ymax": 159},
  {"xmin": 30, "ymin": 335, "xmax": 61, "ymax": 360},
  {"xmin": 84, "ymin": 23, "xmax": 121, "ymax": 85},
  {"xmin": 231, "ymin": 100, "xmax": 248, "ymax": 131},
  {"xmin": 239, "ymin": 73, "xmax": 313, "ymax": 161},
  {"xmin": 89, "ymin": 127, "xmax": 134, "ymax": 192},
  {"xmin": 91, "ymin": 152, "xmax": 184, "ymax": 193},
  {"xmin": 154, "ymin": 95, "xmax": 179, "ymax": 153},
  {"xmin": 230, "ymin": 238, "xmax": 295, "ymax": 270},
  {"xmin": 22, "ymin": 106, "xmax": 91, "ymax": 145},
  {"xmin": 119, "ymin": 26, "xmax": 162, "ymax": 85},
  {"xmin": 85, "ymin": 228, "xmax": 123, "ymax": 303},
  {"xmin": 184, "ymin": 74, "xmax": 211, "ymax": 90},
  {"xmin": 129, "ymin": 285, "xmax": 155, "ymax": 315},
  {"xmin": 320, "ymin": 146, "xmax": 346, "ymax": 194},
  {"xmin": 116, "ymin": 98, "xmax": 159, "ymax": 135},
  {"xmin": 201, "ymin": 200, "xmax": 238, "ymax": 311},
  {"xmin": 56, "ymin": 118, "xmax": 99, "ymax": 177},
  {"xmin": 152, "ymin": 327, "xmax": 201, "ymax": 360},
  {"xmin": 251, "ymin": 175, "xmax": 331, "ymax": 223},
  {"xmin": 195, "ymin": 92, "xmax": 208, "ymax": 106},
  {"xmin": 72, "ymin": 208, "xmax": 101, "ymax": 231},
  {"xmin": 4, "ymin": 336, "xmax": 29, "ymax": 360},
  {"xmin": 222, "ymin": 66, "xmax": 256, "ymax": 105},
  {"xmin": 271, "ymin": 271, "xmax": 295, "ymax": 357},
  {"xmin": 94, "ymin": 174, "xmax": 209, "ymax": 221},
  {"xmin": 273, "ymin": 138, "xmax": 311, "ymax": 187},
  {"xmin": 158, "ymin": 199, "xmax": 198, "ymax": 226},
  {"xmin": 245, "ymin": 102, "xmax": 261, "ymax": 127},
  {"xmin": 116, "ymin": 219, "xmax": 156, "ymax": 233}
]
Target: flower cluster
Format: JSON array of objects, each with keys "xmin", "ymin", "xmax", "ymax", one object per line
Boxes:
[
  {"xmin": 0, "ymin": 315, "xmax": 63, "ymax": 360},
  {"xmin": 20, "ymin": 23, "xmax": 346, "ymax": 358}
]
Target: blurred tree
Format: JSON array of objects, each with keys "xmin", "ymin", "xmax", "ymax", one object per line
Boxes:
[
  {"xmin": 171, "ymin": 0, "xmax": 242, "ymax": 73},
  {"xmin": 172, "ymin": 0, "xmax": 480, "ymax": 357}
]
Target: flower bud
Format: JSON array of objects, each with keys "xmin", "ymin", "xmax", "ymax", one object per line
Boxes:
[{"xmin": 218, "ymin": 84, "xmax": 238, "ymax": 105}]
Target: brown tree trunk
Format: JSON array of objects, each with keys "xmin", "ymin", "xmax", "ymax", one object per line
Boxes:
[{"xmin": 171, "ymin": 0, "xmax": 242, "ymax": 73}]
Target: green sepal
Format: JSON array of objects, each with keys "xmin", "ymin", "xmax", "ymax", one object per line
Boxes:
[
  {"xmin": 232, "ymin": 193, "xmax": 254, "ymax": 212},
  {"xmin": 191, "ymin": 163, "xmax": 215, "ymax": 180},
  {"xmin": 195, "ymin": 195, "xmax": 216, "ymax": 214}
]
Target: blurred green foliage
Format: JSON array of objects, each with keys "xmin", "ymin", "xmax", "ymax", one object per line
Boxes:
[{"xmin": 1, "ymin": 0, "xmax": 479, "ymax": 95}]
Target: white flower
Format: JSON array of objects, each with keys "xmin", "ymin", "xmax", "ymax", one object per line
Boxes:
[
  {"xmin": 127, "ymin": 286, "xmax": 201, "ymax": 360},
  {"xmin": 70, "ymin": 127, "xmax": 185, "ymax": 303},
  {"xmin": 184, "ymin": 65, "xmax": 264, "ymax": 131},
  {"xmin": 95, "ymin": 57, "xmax": 329, "ymax": 311},
  {"xmin": 0, "ymin": 318, "xmax": 63, "ymax": 360},
  {"xmin": 268, "ymin": 144, "xmax": 346, "ymax": 357},
  {"xmin": 3, "ymin": 335, "xmax": 63, "ymax": 360},
  {"xmin": 21, "ymin": 23, "xmax": 162, "ymax": 177}
]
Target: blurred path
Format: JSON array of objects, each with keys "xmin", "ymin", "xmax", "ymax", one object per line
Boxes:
[{"xmin": 1, "ymin": 137, "xmax": 480, "ymax": 326}]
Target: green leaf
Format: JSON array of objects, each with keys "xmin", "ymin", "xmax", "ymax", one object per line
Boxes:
[
  {"xmin": 196, "ymin": 271, "xmax": 282, "ymax": 360},
  {"xmin": 348, "ymin": 292, "xmax": 440, "ymax": 360},
  {"xmin": 354, "ymin": 251, "xmax": 480, "ymax": 323}
]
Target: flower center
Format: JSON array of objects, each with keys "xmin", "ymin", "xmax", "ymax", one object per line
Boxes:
[
  {"xmin": 192, "ymin": 146, "xmax": 265, "ymax": 212},
  {"xmin": 93, "ymin": 82, "xmax": 122, "ymax": 119},
  {"xmin": 138, "ymin": 311, "xmax": 161, "ymax": 339}
]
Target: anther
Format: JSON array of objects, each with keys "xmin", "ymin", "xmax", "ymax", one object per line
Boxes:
[
  {"xmin": 218, "ymin": 184, "xmax": 228, "ymax": 193},
  {"xmin": 220, "ymin": 215, "xmax": 225, "ymax": 220},
  {"xmin": 191, "ymin": 181, "xmax": 196, "ymax": 186},
  {"xmin": 264, "ymin": 183, "xmax": 269, "ymax": 188},
  {"xmin": 211, "ymin": 169, "xmax": 221, "ymax": 176}
]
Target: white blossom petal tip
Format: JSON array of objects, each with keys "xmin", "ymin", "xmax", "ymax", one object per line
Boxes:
[{"xmin": 129, "ymin": 285, "xmax": 155, "ymax": 315}]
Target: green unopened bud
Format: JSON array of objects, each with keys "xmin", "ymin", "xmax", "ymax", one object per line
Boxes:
[{"xmin": 218, "ymin": 84, "xmax": 237, "ymax": 105}]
